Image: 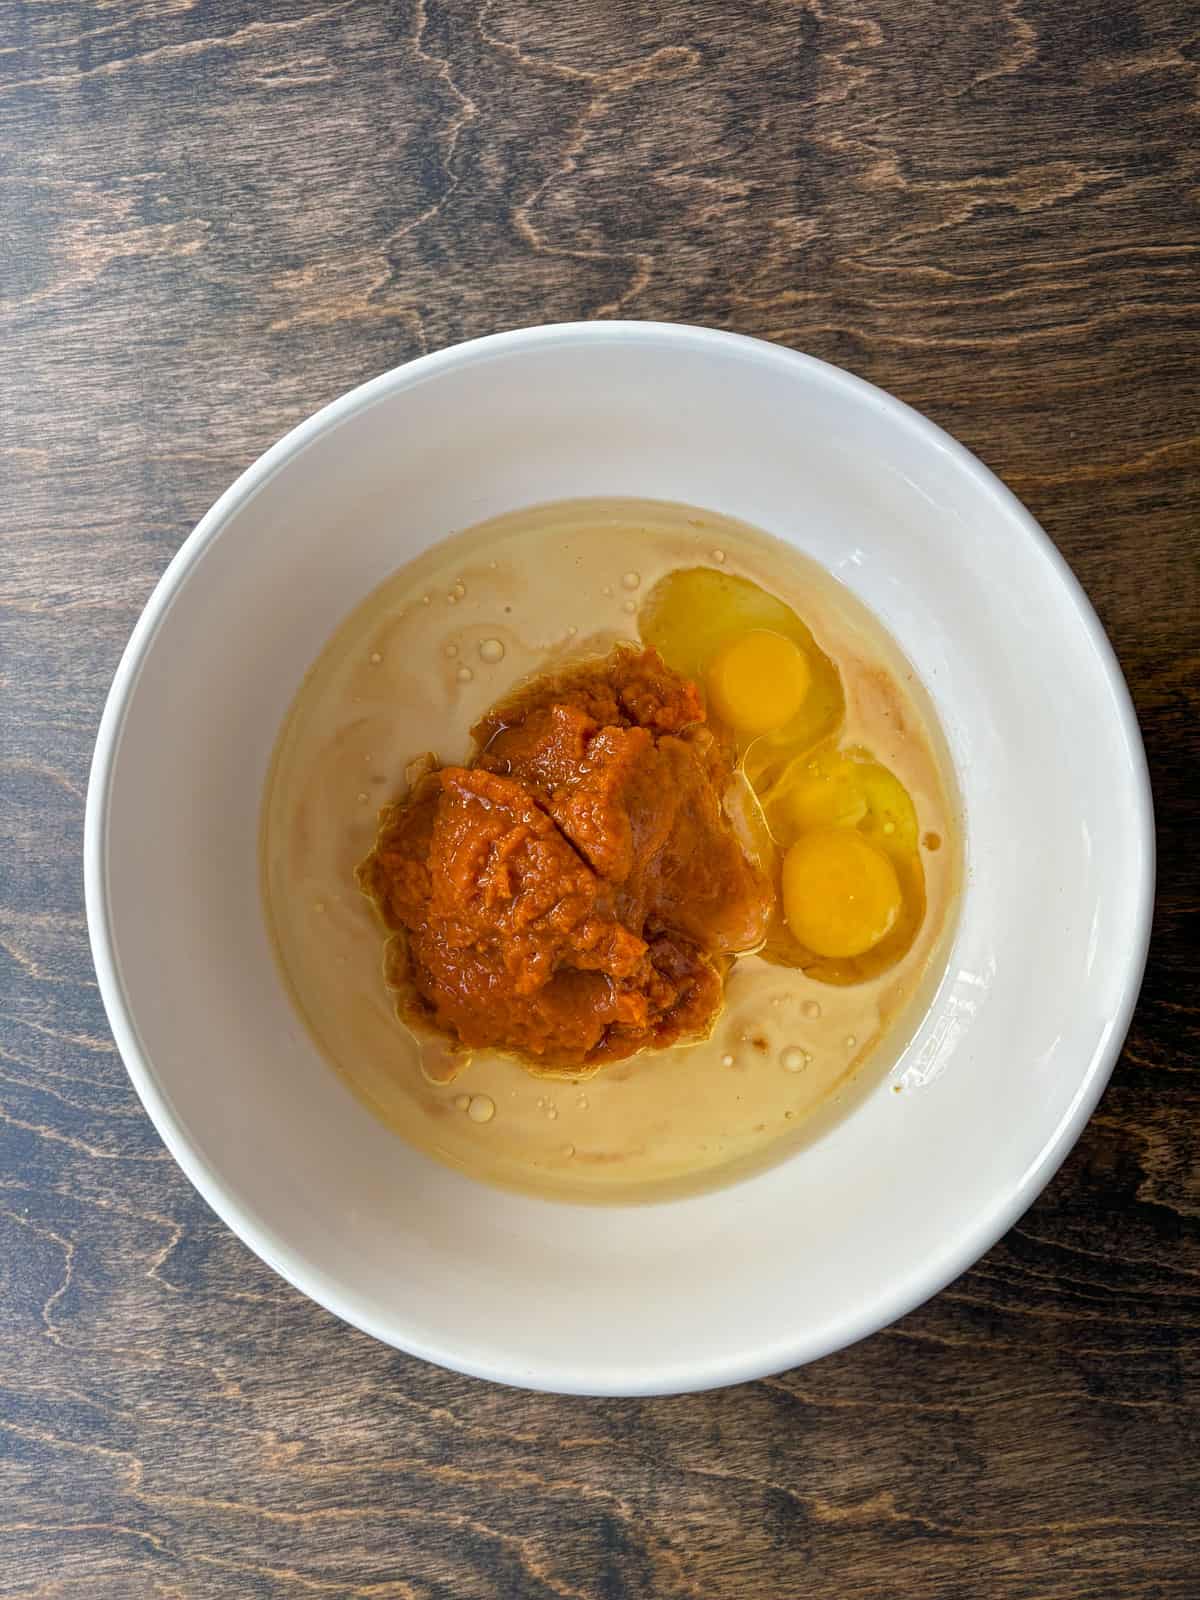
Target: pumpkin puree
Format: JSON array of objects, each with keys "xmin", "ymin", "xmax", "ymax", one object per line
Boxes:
[{"xmin": 357, "ymin": 647, "xmax": 772, "ymax": 1070}]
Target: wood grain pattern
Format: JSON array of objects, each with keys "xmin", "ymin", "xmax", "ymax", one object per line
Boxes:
[{"xmin": 2, "ymin": 0, "xmax": 1198, "ymax": 1594}]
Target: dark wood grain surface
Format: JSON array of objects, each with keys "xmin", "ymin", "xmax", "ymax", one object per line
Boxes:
[{"xmin": 2, "ymin": 1, "xmax": 1198, "ymax": 1594}]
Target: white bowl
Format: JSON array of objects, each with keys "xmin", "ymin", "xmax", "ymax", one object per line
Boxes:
[{"xmin": 86, "ymin": 323, "xmax": 1153, "ymax": 1395}]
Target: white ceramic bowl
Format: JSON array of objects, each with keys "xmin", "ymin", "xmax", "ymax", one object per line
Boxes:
[{"xmin": 86, "ymin": 323, "xmax": 1153, "ymax": 1394}]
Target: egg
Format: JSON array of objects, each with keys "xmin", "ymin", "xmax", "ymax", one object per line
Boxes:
[
  {"xmin": 637, "ymin": 566, "xmax": 844, "ymax": 763},
  {"xmin": 706, "ymin": 629, "xmax": 812, "ymax": 736},
  {"xmin": 641, "ymin": 566, "xmax": 928, "ymax": 986},
  {"xmin": 781, "ymin": 828, "xmax": 902, "ymax": 959}
]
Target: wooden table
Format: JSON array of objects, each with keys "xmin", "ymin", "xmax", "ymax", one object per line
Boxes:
[{"xmin": 2, "ymin": 2, "xmax": 1197, "ymax": 1594}]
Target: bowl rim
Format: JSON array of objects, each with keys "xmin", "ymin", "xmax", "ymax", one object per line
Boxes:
[{"xmin": 84, "ymin": 320, "xmax": 1155, "ymax": 1394}]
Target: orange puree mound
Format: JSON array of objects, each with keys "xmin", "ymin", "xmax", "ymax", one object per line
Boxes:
[{"xmin": 357, "ymin": 647, "xmax": 773, "ymax": 1072}]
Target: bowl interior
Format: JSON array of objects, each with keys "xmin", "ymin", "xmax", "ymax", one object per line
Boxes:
[{"xmin": 90, "ymin": 325, "xmax": 1151, "ymax": 1393}]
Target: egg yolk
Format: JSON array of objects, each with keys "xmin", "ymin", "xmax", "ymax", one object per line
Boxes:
[
  {"xmin": 782, "ymin": 828, "xmax": 902, "ymax": 959},
  {"xmin": 640, "ymin": 569, "xmax": 932, "ymax": 985},
  {"xmin": 706, "ymin": 629, "xmax": 811, "ymax": 737},
  {"xmin": 785, "ymin": 766, "xmax": 868, "ymax": 832}
]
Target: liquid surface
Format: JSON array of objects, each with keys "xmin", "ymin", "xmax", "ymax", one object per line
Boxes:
[{"xmin": 262, "ymin": 500, "xmax": 961, "ymax": 1202}]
